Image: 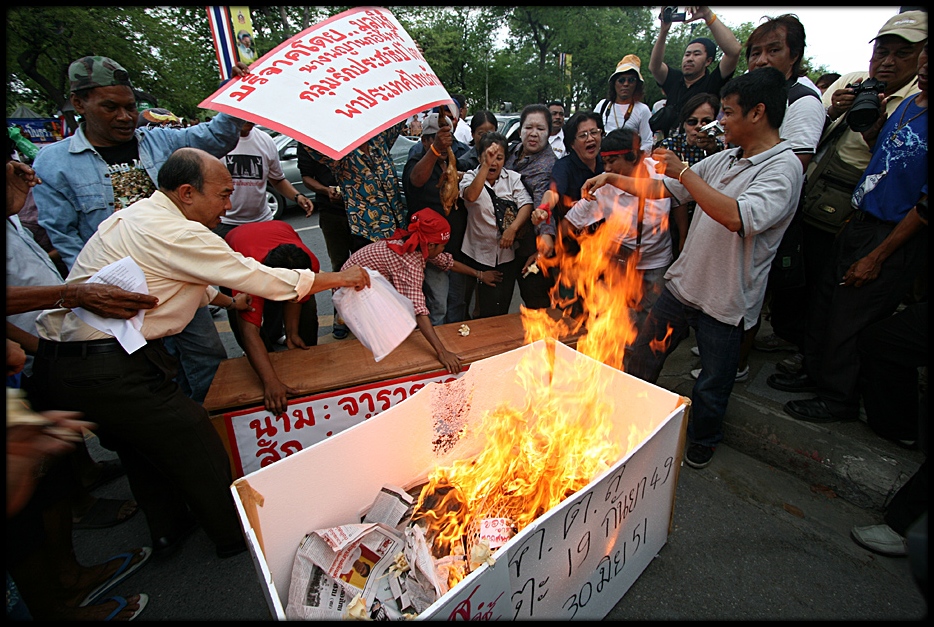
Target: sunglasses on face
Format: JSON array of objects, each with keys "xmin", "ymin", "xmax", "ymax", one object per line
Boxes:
[
  {"xmin": 685, "ymin": 118, "xmax": 715, "ymax": 127},
  {"xmin": 616, "ymin": 76, "xmax": 638, "ymax": 85}
]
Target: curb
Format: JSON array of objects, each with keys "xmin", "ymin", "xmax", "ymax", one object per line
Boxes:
[{"xmin": 656, "ymin": 330, "xmax": 924, "ymax": 513}]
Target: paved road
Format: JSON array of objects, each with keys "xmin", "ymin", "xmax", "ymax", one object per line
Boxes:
[
  {"xmin": 78, "ymin": 432, "xmax": 925, "ymax": 620},
  {"xmin": 72, "ymin": 206, "xmax": 926, "ymax": 620}
]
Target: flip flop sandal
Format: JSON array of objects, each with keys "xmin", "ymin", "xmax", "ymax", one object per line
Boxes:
[
  {"xmin": 95, "ymin": 594, "xmax": 150, "ymax": 621},
  {"xmin": 73, "ymin": 498, "xmax": 139, "ymax": 530},
  {"xmin": 80, "ymin": 547, "xmax": 153, "ymax": 607},
  {"xmin": 84, "ymin": 458, "xmax": 126, "ymax": 492}
]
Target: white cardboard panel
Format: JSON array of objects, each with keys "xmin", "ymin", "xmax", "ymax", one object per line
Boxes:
[{"xmin": 232, "ymin": 340, "xmax": 687, "ymax": 620}]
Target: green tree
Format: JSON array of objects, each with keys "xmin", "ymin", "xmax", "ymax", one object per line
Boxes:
[{"xmin": 7, "ymin": 7, "xmax": 225, "ymax": 125}]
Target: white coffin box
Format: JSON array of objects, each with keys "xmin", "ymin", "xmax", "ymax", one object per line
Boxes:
[{"xmin": 232, "ymin": 340, "xmax": 689, "ymax": 620}]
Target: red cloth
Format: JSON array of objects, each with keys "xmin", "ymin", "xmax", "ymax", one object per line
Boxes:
[
  {"xmin": 386, "ymin": 208, "xmax": 451, "ymax": 259},
  {"xmin": 224, "ymin": 221, "xmax": 319, "ymax": 328}
]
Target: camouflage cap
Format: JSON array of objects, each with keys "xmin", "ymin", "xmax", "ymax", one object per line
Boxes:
[{"xmin": 68, "ymin": 56, "xmax": 133, "ymax": 93}]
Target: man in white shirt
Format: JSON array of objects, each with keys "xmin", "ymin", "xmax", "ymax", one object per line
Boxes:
[
  {"xmin": 547, "ymin": 101, "xmax": 567, "ymax": 159},
  {"xmin": 451, "ymin": 94, "xmax": 473, "ymax": 145},
  {"xmin": 213, "ymin": 122, "xmax": 314, "ymax": 240}
]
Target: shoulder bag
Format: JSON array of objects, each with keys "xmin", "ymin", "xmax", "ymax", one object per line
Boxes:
[
  {"xmin": 484, "ymin": 184, "xmax": 529, "ymax": 239},
  {"xmin": 800, "ymin": 122, "xmax": 864, "ymax": 234}
]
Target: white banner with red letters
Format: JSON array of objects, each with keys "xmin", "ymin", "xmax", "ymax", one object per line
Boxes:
[
  {"xmin": 223, "ymin": 369, "xmax": 466, "ymax": 476},
  {"xmin": 199, "ymin": 6, "xmax": 452, "ymax": 159}
]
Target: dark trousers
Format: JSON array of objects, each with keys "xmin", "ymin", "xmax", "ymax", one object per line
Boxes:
[
  {"xmin": 319, "ymin": 210, "xmax": 352, "ymax": 273},
  {"xmin": 444, "ymin": 206, "xmax": 470, "ymax": 323},
  {"xmin": 30, "ymin": 340, "xmax": 243, "ymax": 548},
  {"xmin": 515, "ymin": 230, "xmax": 551, "ymax": 310},
  {"xmin": 464, "ymin": 255, "xmax": 521, "ymax": 318},
  {"xmin": 858, "ymin": 302, "xmax": 927, "ymax": 443},
  {"xmin": 627, "ymin": 287, "xmax": 743, "ymax": 447},
  {"xmin": 804, "ymin": 217, "xmax": 928, "ymax": 419},
  {"xmin": 768, "ymin": 222, "xmax": 838, "ymax": 348}
]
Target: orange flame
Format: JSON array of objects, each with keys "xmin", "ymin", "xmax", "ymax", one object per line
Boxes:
[{"xmin": 413, "ymin": 170, "xmax": 659, "ymax": 588}]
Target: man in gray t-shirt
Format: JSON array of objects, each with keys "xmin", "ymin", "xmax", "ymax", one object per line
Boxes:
[{"xmin": 580, "ymin": 67, "xmax": 803, "ymax": 470}]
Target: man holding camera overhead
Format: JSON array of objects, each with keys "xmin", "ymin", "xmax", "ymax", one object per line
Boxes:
[{"xmin": 648, "ymin": 6, "xmax": 742, "ymax": 138}]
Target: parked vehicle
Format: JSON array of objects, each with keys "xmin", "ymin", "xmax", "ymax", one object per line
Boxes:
[
  {"xmin": 266, "ymin": 133, "xmax": 418, "ymax": 219},
  {"xmin": 497, "ymin": 114, "xmax": 521, "ymax": 144}
]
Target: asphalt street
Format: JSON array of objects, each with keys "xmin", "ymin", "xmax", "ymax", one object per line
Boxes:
[
  {"xmin": 78, "ymin": 430, "xmax": 926, "ymax": 620},
  {"xmin": 71, "ymin": 208, "xmax": 926, "ymax": 620}
]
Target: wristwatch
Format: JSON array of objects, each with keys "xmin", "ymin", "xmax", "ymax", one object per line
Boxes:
[{"xmin": 294, "ymin": 193, "xmax": 303, "ymax": 203}]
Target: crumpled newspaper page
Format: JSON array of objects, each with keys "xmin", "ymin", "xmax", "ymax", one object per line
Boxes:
[{"xmin": 71, "ymin": 256, "xmax": 149, "ymax": 353}]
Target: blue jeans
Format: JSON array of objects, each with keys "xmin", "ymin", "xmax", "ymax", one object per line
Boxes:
[
  {"xmin": 627, "ymin": 287, "xmax": 743, "ymax": 447},
  {"xmin": 163, "ymin": 305, "xmax": 228, "ymax": 403},
  {"xmin": 423, "ymin": 263, "xmax": 448, "ymax": 326}
]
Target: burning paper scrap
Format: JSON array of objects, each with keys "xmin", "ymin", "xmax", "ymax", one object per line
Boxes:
[
  {"xmin": 522, "ymin": 262, "xmax": 539, "ymax": 278},
  {"xmin": 468, "ymin": 538, "xmax": 495, "ymax": 571},
  {"xmin": 458, "ymin": 324, "xmax": 470, "ymax": 337},
  {"xmin": 345, "ymin": 594, "xmax": 370, "ymax": 620}
]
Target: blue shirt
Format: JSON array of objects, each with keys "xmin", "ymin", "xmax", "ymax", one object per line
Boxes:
[
  {"xmin": 852, "ymin": 94, "xmax": 928, "ymax": 223},
  {"xmin": 33, "ymin": 113, "xmax": 243, "ymax": 269},
  {"xmin": 7, "ymin": 214, "xmax": 65, "ymax": 376},
  {"xmin": 550, "ymin": 150, "xmax": 604, "ymax": 222}
]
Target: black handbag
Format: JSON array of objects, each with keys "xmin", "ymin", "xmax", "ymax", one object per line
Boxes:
[{"xmin": 484, "ymin": 185, "xmax": 529, "ymax": 239}]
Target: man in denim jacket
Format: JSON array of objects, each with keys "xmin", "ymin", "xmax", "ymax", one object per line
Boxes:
[{"xmin": 33, "ymin": 56, "xmax": 246, "ymax": 402}]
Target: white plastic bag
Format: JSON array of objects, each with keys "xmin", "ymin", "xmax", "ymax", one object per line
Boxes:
[{"xmin": 332, "ymin": 268, "xmax": 416, "ymax": 362}]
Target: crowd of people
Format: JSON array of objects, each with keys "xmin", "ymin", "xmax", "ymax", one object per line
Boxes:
[{"xmin": 6, "ymin": 6, "xmax": 927, "ymax": 619}]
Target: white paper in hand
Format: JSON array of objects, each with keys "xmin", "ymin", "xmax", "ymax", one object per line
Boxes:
[
  {"xmin": 332, "ymin": 269, "xmax": 416, "ymax": 362},
  {"xmin": 71, "ymin": 256, "xmax": 149, "ymax": 354}
]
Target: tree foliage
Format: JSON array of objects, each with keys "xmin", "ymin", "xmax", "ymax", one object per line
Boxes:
[{"xmin": 6, "ymin": 6, "xmax": 835, "ymax": 125}]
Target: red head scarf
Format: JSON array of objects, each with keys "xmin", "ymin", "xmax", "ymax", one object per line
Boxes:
[{"xmin": 386, "ymin": 208, "xmax": 451, "ymax": 259}]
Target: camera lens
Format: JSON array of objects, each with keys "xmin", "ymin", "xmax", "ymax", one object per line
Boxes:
[{"xmin": 847, "ymin": 93, "xmax": 880, "ymax": 132}]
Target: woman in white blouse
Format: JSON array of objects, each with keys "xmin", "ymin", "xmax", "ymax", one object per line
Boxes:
[{"xmin": 458, "ymin": 132, "xmax": 532, "ymax": 318}]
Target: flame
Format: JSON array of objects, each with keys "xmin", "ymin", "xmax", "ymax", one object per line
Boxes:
[{"xmin": 413, "ymin": 170, "xmax": 660, "ymax": 588}]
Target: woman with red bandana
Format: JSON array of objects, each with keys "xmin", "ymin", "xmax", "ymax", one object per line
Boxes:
[{"xmin": 341, "ymin": 209, "xmax": 501, "ymax": 374}]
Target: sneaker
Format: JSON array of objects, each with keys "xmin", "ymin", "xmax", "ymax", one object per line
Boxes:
[
  {"xmin": 691, "ymin": 366, "xmax": 749, "ymax": 382},
  {"xmin": 754, "ymin": 332, "xmax": 797, "ymax": 353},
  {"xmin": 684, "ymin": 443, "xmax": 715, "ymax": 469},
  {"xmin": 690, "ymin": 346, "xmax": 700, "ymax": 356},
  {"xmin": 776, "ymin": 352, "xmax": 804, "ymax": 375},
  {"xmin": 332, "ymin": 323, "xmax": 350, "ymax": 340},
  {"xmin": 850, "ymin": 524, "xmax": 907, "ymax": 557}
]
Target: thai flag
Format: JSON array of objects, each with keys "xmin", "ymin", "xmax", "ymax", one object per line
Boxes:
[{"xmin": 206, "ymin": 6, "xmax": 238, "ymax": 81}]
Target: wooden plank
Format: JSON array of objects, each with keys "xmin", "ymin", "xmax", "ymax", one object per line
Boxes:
[{"xmin": 204, "ymin": 312, "xmax": 577, "ymax": 415}]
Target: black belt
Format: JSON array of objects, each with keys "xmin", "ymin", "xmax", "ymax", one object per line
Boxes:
[
  {"xmin": 851, "ymin": 211, "xmax": 896, "ymax": 226},
  {"xmin": 37, "ymin": 338, "xmax": 126, "ymax": 359}
]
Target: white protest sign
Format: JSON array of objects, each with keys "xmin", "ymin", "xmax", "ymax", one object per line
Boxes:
[
  {"xmin": 199, "ymin": 6, "xmax": 452, "ymax": 159},
  {"xmin": 223, "ymin": 369, "xmax": 465, "ymax": 476}
]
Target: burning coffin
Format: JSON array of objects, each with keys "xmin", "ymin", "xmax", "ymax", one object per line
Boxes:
[{"xmin": 232, "ymin": 339, "xmax": 689, "ymax": 620}]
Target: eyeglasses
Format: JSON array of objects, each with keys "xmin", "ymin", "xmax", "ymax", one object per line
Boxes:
[
  {"xmin": 576, "ymin": 129, "xmax": 603, "ymax": 141},
  {"xmin": 616, "ymin": 76, "xmax": 639, "ymax": 85},
  {"xmin": 685, "ymin": 118, "xmax": 714, "ymax": 127}
]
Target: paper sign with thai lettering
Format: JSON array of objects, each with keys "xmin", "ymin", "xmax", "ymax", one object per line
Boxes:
[
  {"xmin": 223, "ymin": 369, "xmax": 465, "ymax": 476},
  {"xmin": 423, "ymin": 413, "xmax": 682, "ymax": 620},
  {"xmin": 199, "ymin": 6, "xmax": 452, "ymax": 159}
]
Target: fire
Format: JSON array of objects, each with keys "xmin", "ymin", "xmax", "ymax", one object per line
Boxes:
[{"xmin": 413, "ymin": 174, "xmax": 660, "ymax": 588}]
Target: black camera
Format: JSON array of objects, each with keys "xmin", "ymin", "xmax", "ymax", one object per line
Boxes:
[
  {"xmin": 845, "ymin": 78, "xmax": 887, "ymax": 132},
  {"xmin": 663, "ymin": 6, "xmax": 686, "ymax": 23}
]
